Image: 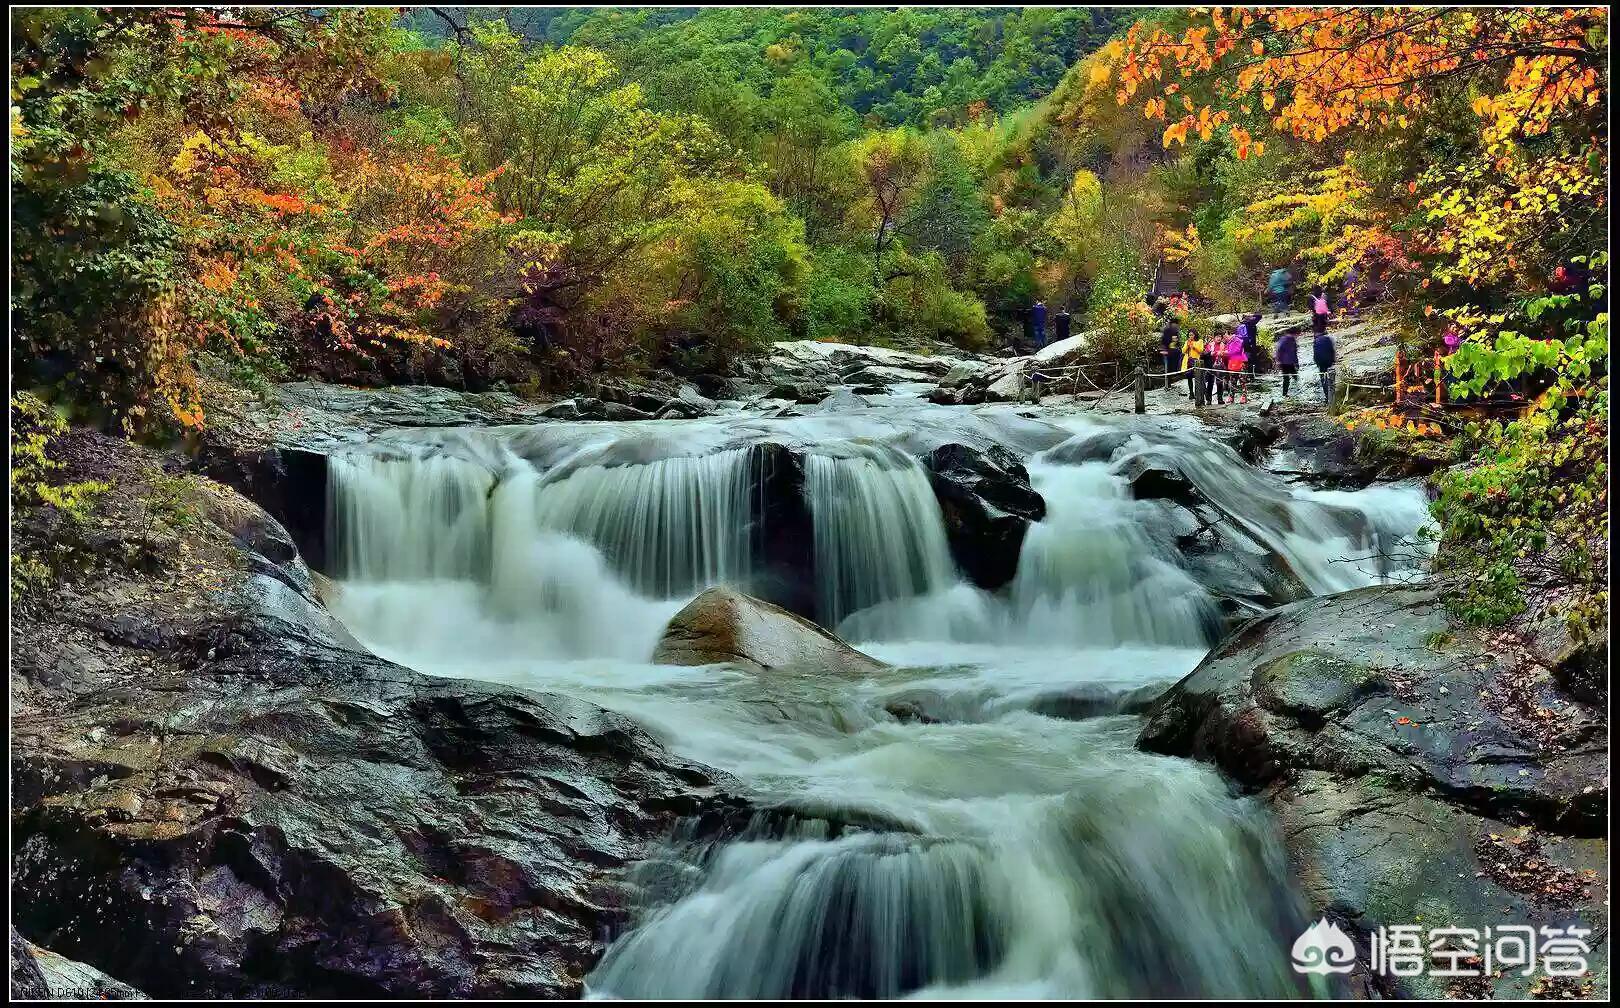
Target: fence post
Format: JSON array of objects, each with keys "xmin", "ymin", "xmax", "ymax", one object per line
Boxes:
[
  {"xmin": 1394, "ymin": 348, "xmax": 1405, "ymax": 402},
  {"xmin": 1133, "ymin": 367, "xmax": 1146, "ymax": 414}
]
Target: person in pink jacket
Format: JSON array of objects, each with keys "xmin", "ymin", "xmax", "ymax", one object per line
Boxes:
[{"xmin": 1224, "ymin": 332, "xmax": 1249, "ymax": 404}]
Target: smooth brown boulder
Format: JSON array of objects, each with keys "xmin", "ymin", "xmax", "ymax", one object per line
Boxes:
[{"xmin": 653, "ymin": 587, "xmax": 886, "ymax": 674}]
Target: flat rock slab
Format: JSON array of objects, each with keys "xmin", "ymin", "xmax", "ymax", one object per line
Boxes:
[{"xmin": 653, "ymin": 587, "xmax": 886, "ymax": 675}]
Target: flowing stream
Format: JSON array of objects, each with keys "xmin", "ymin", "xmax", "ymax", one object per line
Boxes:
[{"xmin": 321, "ymin": 397, "xmax": 1433, "ymax": 998}]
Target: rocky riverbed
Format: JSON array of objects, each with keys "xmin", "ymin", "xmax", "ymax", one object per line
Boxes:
[{"xmin": 10, "ymin": 333, "xmax": 1609, "ymax": 998}]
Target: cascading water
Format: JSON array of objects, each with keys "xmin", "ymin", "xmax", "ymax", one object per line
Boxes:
[
  {"xmin": 527, "ymin": 446, "xmax": 756, "ymax": 597},
  {"xmin": 804, "ymin": 443, "xmax": 958, "ymax": 632},
  {"xmin": 318, "ymin": 404, "xmax": 1431, "ymax": 999}
]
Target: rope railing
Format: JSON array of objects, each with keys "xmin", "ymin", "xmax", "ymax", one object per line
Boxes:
[{"xmin": 1012, "ymin": 348, "xmax": 1459, "ymax": 415}]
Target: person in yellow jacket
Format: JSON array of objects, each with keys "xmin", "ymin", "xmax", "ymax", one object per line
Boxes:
[{"xmin": 1181, "ymin": 332, "xmax": 1204, "ymax": 398}]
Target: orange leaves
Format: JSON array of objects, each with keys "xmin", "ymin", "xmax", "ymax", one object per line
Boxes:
[
  {"xmin": 1229, "ymin": 126, "xmax": 1263, "ymax": 160},
  {"xmin": 255, "ymin": 191, "xmax": 321, "ymax": 216},
  {"xmin": 1162, "ymin": 118, "xmax": 1192, "ymax": 148},
  {"xmin": 1102, "ymin": 7, "xmax": 1607, "ymax": 151}
]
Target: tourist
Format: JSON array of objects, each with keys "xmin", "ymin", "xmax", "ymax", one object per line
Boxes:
[
  {"xmin": 1313, "ymin": 326, "xmax": 1338, "ymax": 408},
  {"xmin": 1267, "ymin": 266, "xmax": 1292, "ymax": 315},
  {"xmin": 1210, "ymin": 326, "xmax": 1229, "ymax": 404},
  {"xmin": 1031, "ymin": 299, "xmax": 1048, "ymax": 348},
  {"xmin": 1053, "ymin": 305, "xmax": 1073, "ymax": 346},
  {"xmin": 1160, "ymin": 316, "xmax": 1181, "ymax": 385},
  {"xmin": 1239, "ymin": 310, "xmax": 1263, "ymax": 376},
  {"xmin": 1274, "ymin": 327, "xmax": 1300, "ymax": 397},
  {"xmin": 1199, "ymin": 331, "xmax": 1219, "ymax": 405},
  {"xmin": 1225, "ymin": 327, "xmax": 1249, "ymax": 404},
  {"xmin": 1309, "ymin": 284, "xmax": 1332, "ymax": 339},
  {"xmin": 1182, "ymin": 329, "xmax": 1204, "ymax": 399}
]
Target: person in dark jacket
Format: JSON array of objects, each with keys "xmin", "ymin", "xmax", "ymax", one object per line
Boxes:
[
  {"xmin": 1313, "ymin": 329, "xmax": 1337, "ymax": 407},
  {"xmin": 1239, "ymin": 311, "xmax": 1263, "ymax": 374},
  {"xmin": 1053, "ymin": 306, "xmax": 1072, "ymax": 345},
  {"xmin": 1274, "ymin": 328, "xmax": 1300, "ymax": 396},
  {"xmin": 1160, "ymin": 317, "xmax": 1181, "ymax": 386},
  {"xmin": 1030, "ymin": 300, "xmax": 1048, "ymax": 348},
  {"xmin": 1200, "ymin": 328, "xmax": 1220, "ymax": 405}
]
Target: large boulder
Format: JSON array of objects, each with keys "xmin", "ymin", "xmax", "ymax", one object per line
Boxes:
[
  {"xmin": 10, "ymin": 431, "xmax": 735, "ymax": 999},
  {"xmin": 1139, "ymin": 582, "xmax": 1608, "ymax": 998},
  {"xmin": 653, "ymin": 588, "xmax": 886, "ymax": 675},
  {"xmin": 923, "ymin": 444, "xmax": 1046, "ymax": 591}
]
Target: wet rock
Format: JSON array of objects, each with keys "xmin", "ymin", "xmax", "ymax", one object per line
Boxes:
[
  {"xmin": 26, "ymin": 943, "xmax": 149, "ymax": 999},
  {"xmin": 11, "ymin": 435, "xmax": 736, "ymax": 999},
  {"xmin": 767, "ymin": 382, "xmax": 832, "ymax": 404},
  {"xmin": 1217, "ymin": 418, "xmax": 1281, "ymax": 465},
  {"xmin": 938, "ymin": 361, "xmax": 987, "ymax": 388},
  {"xmin": 653, "ymin": 588, "xmax": 886, "ymax": 675},
  {"xmin": 11, "ymin": 927, "xmax": 51, "ymax": 999},
  {"xmin": 981, "ymin": 368, "xmax": 1029, "ymax": 403},
  {"xmin": 541, "ymin": 397, "xmax": 653, "ymax": 422},
  {"xmin": 744, "ymin": 442, "xmax": 816, "ymax": 619},
  {"xmin": 269, "ymin": 381, "xmax": 551, "ymax": 437},
  {"xmin": 1112, "ymin": 452, "xmax": 1204, "ymax": 507},
  {"xmin": 1142, "ymin": 582, "xmax": 1606, "ymax": 831},
  {"xmin": 923, "ymin": 444, "xmax": 1046, "ymax": 591},
  {"xmin": 1274, "ymin": 772, "xmax": 1607, "ymax": 1000},
  {"xmin": 1139, "ymin": 581, "xmax": 1609, "ymax": 998},
  {"xmin": 192, "ymin": 446, "xmax": 329, "ymax": 572},
  {"xmin": 1044, "ymin": 429, "xmax": 1143, "ymax": 465}
]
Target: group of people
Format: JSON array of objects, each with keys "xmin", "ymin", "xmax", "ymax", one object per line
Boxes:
[
  {"xmin": 1156, "ymin": 284, "xmax": 1340, "ymax": 408},
  {"xmin": 1024, "ymin": 299, "xmax": 1073, "ymax": 350}
]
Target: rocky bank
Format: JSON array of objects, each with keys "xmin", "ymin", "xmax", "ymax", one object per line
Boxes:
[
  {"xmin": 1140, "ymin": 581, "xmax": 1609, "ymax": 999},
  {"xmin": 9, "ymin": 430, "xmax": 740, "ymax": 998}
]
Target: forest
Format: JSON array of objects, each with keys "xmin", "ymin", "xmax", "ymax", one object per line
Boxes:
[{"xmin": 14, "ymin": 5, "xmax": 1608, "ymax": 632}]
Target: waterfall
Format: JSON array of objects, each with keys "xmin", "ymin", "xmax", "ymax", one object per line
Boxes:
[
  {"xmin": 588, "ymin": 718, "xmax": 1316, "ymax": 1000},
  {"xmin": 1003, "ymin": 461, "xmax": 1216, "ymax": 647},
  {"xmin": 316, "ymin": 410, "xmax": 1434, "ymax": 999},
  {"xmin": 527, "ymin": 447, "xmax": 756, "ymax": 597},
  {"xmin": 803, "ymin": 443, "xmax": 958, "ymax": 631},
  {"xmin": 327, "ymin": 454, "xmax": 495, "ymax": 581}
]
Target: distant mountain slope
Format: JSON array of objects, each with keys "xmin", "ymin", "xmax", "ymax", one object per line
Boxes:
[{"xmin": 407, "ymin": 7, "xmax": 1129, "ymax": 128}]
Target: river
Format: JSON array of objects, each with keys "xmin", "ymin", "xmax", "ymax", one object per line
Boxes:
[{"xmin": 316, "ymin": 393, "xmax": 1433, "ymax": 998}]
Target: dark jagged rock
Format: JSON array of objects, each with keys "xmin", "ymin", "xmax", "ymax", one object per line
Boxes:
[
  {"xmin": 767, "ymin": 382, "xmax": 832, "ymax": 404},
  {"xmin": 11, "ymin": 432, "xmax": 737, "ymax": 1000},
  {"xmin": 923, "ymin": 443, "xmax": 1046, "ymax": 591},
  {"xmin": 1217, "ymin": 418, "xmax": 1282, "ymax": 464},
  {"xmin": 1112, "ymin": 451, "xmax": 1204, "ymax": 507},
  {"xmin": 24, "ymin": 943, "xmax": 149, "ymax": 1000},
  {"xmin": 12, "ymin": 927, "xmax": 51, "ymax": 999},
  {"xmin": 1138, "ymin": 581, "xmax": 1609, "ymax": 998},
  {"xmin": 653, "ymin": 588, "xmax": 886, "ymax": 675},
  {"xmin": 744, "ymin": 442, "xmax": 816, "ymax": 619},
  {"xmin": 193, "ymin": 445, "xmax": 328, "ymax": 571}
]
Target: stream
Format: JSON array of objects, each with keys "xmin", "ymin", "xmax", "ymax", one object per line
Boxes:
[{"xmin": 318, "ymin": 394, "xmax": 1433, "ymax": 998}]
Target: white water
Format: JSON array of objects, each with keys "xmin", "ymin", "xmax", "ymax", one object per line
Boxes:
[
  {"xmin": 322, "ymin": 406, "xmax": 1429, "ymax": 998},
  {"xmin": 804, "ymin": 443, "xmax": 958, "ymax": 632}
]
